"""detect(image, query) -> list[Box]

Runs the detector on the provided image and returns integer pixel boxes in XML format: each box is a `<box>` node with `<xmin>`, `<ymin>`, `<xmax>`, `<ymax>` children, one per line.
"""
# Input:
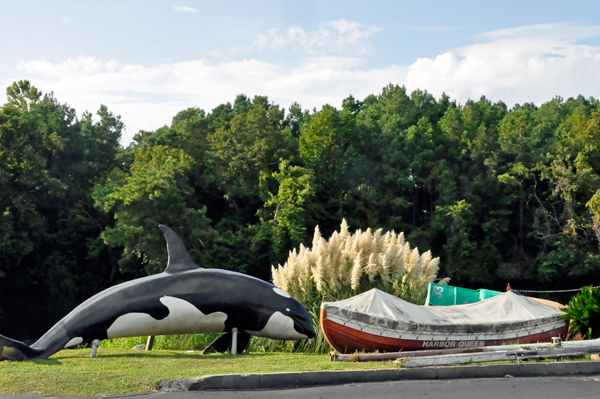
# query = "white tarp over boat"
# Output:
<box><xmin>322</xmin><ymin>289</ymin><xmax>567</xmax><ymax>340</ymax></box>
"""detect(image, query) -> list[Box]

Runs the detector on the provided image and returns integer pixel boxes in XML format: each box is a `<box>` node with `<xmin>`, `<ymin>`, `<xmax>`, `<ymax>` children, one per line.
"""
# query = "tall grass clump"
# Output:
<box><xmin>103</xmin><ymin>333</ymin><xmax>222</xmax><ymax>351</ymax></box>
<box><xmin>259</xmin><ymin>219</ymin><xmax>450</xmax><ymax>353</ymax></box>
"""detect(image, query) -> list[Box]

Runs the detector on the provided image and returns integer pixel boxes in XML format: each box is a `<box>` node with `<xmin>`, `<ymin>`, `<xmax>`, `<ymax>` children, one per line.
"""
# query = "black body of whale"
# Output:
<box><xmin>0</xmin><ymin>225</ymin><xmax>315</xmax><ymax>361</ymax></box>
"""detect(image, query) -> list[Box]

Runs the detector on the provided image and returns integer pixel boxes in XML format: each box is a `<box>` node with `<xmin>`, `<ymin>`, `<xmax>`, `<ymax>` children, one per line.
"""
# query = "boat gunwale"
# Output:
<box><xmin>323</xmin><ymin>306</ymin><xmax>566</xmax><ymax>334</ymax></box>
<box><xmin>320</xmin><ymin>308</ymin><xmax>570</xmax><ymax>354</ymax></box>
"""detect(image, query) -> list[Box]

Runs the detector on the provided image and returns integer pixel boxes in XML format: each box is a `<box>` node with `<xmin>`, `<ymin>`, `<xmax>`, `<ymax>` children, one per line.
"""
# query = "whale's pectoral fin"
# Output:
<box><xmin>159</xmin><ymin>225</ymin><xmax>203</xmax><ymax>273</ymax></box>
<box><xmin>0</xmin><ymin>334</ymin><xmax>41</xmax><ymax>362</ymax></box>
<box><xmin>202</xmin><ymin>331</ymin><xmax>251</xmax><ymax>354</ymax></box>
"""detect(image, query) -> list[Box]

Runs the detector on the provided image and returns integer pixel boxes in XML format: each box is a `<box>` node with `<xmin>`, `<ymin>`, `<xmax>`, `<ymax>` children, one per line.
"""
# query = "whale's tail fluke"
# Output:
<box><xmin>0</xmin><ymin>334</ymin><xmax>42</xmax><ymax>361</ymax></box>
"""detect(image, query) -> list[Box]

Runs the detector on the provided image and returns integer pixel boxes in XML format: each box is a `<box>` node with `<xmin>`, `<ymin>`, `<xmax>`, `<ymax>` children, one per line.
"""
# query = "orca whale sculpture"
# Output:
<box><xmin>0</xmin><ymin>225</ymin><xmax>315</xmax><ymax>361</ymax></box>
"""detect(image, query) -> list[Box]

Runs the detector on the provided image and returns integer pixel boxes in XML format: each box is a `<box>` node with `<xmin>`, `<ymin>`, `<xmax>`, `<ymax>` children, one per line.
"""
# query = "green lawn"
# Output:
<box><xmin>0</xmin><ymin>349</ymin><xmax>396</xmax><ymax>397</ymax></box>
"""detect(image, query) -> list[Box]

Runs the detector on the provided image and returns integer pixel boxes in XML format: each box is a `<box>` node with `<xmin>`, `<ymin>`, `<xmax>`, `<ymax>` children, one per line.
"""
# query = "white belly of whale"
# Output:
<box><xmin>106</xmin><ymin>296</ymin><xmax>227</xmax><ymax>338</ymax></box>
<box><xmin>247</xmin><ymin>311</ymin><xmax>308</xmax><ymax>340</ymax></box>
<box><xmin>64</xmin><ymin>337</ymin><xmax>83</xmax><ymax>348</ymax></box>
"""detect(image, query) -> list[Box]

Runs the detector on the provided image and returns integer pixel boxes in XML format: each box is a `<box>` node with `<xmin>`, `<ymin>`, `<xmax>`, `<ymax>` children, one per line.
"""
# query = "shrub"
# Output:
<box><xmin>562</xmin><ymin>286</ymin><xmax>600</xmax><ymax>339</ymax></box>
<box><xmin>272</xmin><ymin>219</ymin><xmax>449</xmax><ymax>303</ymax></box>
<box><xmin>268</xmin><ymin>219</ymin><xmax>449</xmax><ymax>353</ymax></box>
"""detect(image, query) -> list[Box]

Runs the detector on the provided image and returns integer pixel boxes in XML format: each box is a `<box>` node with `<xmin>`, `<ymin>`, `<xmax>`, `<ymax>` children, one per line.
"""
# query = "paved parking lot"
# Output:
<box><xmin>3</xmin><ymin>375</ymin><xmax>600</xmax><ymax>399</ymax></box>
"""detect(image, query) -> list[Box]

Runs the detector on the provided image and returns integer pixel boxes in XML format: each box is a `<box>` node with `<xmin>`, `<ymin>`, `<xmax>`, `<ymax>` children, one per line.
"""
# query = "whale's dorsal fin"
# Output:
<box><xmin>159</xmin><ymin>224</ymin><xmax>203</xmax><ymax>273</ymax></box>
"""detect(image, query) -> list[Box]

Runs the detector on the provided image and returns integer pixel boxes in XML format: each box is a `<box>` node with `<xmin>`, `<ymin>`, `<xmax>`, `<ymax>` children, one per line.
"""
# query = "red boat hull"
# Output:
<box><xmin>320</xmin><ymin>308</ymin><xmax>569</xmax><ymax>354</ymax></box>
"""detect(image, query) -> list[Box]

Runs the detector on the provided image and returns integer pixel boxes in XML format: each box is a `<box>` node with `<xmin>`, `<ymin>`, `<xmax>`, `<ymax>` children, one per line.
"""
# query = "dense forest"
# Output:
<box><xmin>2</xmin><ymin>79</ymin><xmax>600</xmax><ymax>302</ymax></box>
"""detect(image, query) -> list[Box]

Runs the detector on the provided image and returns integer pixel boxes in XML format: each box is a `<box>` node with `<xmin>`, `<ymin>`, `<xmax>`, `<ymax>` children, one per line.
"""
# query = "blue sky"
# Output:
<box><xmin>2</xmin><ymin>0</ymin><xmax>600</xmax><ymax>143</ymax></box>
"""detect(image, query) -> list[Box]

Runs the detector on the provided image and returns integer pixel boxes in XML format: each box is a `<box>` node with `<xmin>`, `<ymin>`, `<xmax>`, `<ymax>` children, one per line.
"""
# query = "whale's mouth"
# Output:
<box><xmin>247</xmin><ymin>311</ymin><xmax>313</xmax><ymax>340</ymax></box>
<box><xmin>292</xmin><ymin>314</ymin><xmax>316</xmax><ymax>339</ymax></box>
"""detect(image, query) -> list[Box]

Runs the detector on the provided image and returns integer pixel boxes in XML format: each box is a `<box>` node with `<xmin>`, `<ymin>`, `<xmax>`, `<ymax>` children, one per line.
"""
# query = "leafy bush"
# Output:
<box><xmin>562</xmin><ymin>286</ymin><xmax>600</xmax><ymax>339</ymax></box>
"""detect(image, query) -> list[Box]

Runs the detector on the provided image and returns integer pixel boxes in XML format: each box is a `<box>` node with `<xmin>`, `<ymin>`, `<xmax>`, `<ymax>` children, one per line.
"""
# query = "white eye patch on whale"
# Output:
<box><xmin>0</xmin><ymin>224</ymin><xmax>315</xmax><ymax>361</ymax></box>
<box><xmin>273</xmin><ymin>287</ymin><xmax>291</xmax><ymax>298</ymax></box>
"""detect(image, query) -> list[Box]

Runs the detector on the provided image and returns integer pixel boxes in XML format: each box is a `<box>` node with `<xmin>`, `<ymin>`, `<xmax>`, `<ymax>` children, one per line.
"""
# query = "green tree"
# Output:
<box><xmin>94</xmin><ymin>146</ymin><xmax>212</xmax><ymax>275</ymax></box>
<box><xmin>258</xmin><ymin>160</ymin><xmax>315</xmax><ymax>260</ymax></box>
<box><xmin>0</xmin><ymin>81</ymin><xmax>122</xmax><ymax>295</ymax></box>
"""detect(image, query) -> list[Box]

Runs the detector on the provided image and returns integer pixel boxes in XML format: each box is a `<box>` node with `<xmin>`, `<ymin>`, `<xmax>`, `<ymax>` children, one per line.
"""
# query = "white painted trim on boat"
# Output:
<box><xmin>325</xmin><ymin>312</ymin><xmax>567</xmax><ymax>342</ymax></box>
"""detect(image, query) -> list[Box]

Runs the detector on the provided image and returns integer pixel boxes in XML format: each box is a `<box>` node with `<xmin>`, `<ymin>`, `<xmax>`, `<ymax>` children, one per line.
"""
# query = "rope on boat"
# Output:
<box><xmin>512</xmin><ymin>286</ymin><xmax>600</xmax><ymax>294</ymax></box>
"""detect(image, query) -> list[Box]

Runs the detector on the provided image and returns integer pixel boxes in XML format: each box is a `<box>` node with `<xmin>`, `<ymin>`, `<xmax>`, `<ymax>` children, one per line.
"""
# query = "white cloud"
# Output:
<box><xmin>251</xmin><ymin>20</ymin><xmax>383</xmax><ymax>55</ymax></box>
<box><xmin>174</xmin><ymin>6</ymin><xmax>198</xmax><ymax>13</ymax></box>
<box><xmin>19</xmin><ymin>58</ymin><xmax>119</xmax><ymax>78</ymax></box>
<box><xmin>8</xmin><ymin>22</ymin><xmax>600</xmax><ymax>146</ymax></box>
<box><xmin>62</xmin><ymin>17</ymin><xmax>72</xmax><ymax>24</ymax></box>
<box><xmin>477</xmin><ymin>22</ymin><xmax>600</xmax><ymax>41</ymax></box>
<box><xmin>405</xmin><ymin>22</ymin><xmax>600</xmax><ymax>105</ymax></box>
<box><xmin>406</xmin><ymin>26</ymin><xmax>455</xmax><ymax>32</ymax></box>
<box><xmin>15</xmin><ymin>56</ymin><xmax>405</xmax><ymax>144</ymax></box>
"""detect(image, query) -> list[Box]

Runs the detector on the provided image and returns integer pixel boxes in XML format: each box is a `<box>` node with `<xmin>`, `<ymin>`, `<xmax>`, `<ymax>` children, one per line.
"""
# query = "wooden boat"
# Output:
<box><xmin>320</xmin><ymin>288</ymin><xmax>569</xmax><ymax>354</ymax></box>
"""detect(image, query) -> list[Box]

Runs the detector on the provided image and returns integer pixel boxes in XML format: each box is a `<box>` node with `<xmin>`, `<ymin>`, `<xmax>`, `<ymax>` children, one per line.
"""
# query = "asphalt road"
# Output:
<box><xmin>3</xmin><ymin>376</ymin><xmax>600</xmax><ymax>399</ymax></box>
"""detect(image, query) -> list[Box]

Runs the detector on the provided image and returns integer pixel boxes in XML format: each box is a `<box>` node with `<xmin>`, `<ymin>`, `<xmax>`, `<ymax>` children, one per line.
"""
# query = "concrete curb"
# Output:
<box><xmin>157</xmin><ymin>360</ymin><xmax>600</xmax><ymax>391</ymax></box>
